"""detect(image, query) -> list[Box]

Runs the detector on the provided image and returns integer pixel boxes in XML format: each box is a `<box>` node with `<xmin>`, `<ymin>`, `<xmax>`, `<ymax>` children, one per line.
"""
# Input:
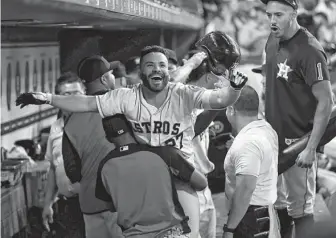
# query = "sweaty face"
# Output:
<box><xmin>207</xmin><ymin>72</ymin><xmax>229</xmax><ymax>90</ymax></box>
<box><xmin>168</xmin><ymin>61</ymin><xmax>177</xmax><ymax>72</ymax></box>
<box><xmin>140</xmin><ymin>52</ymin><xmax>170</xmax><ymax>92</ymax></box>
<box><xmin>266</xmin><ymin>2</ymin><xmax>295</xmax><ymax>39</ymax></box>
<box><xmin>59</xmin><ymin>82</ymin><xmax>85</xmax><ymax>116</ymax></box>
<box><xmin>102</xmin><ymin>70</ymin><xmax>116</xmax><ymax>90</ymax></box>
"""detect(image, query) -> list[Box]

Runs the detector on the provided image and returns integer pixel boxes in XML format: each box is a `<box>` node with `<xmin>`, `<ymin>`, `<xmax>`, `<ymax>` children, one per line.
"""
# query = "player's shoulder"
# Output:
<box><xmin>169</xmin><ymin>82</ymin><xmax>203</xmax><ymax>93</ymax></box>
<box><xmin>296</xmin><ymin>28</ymin><xmax>325</xmax><ymax>56</ymax></box>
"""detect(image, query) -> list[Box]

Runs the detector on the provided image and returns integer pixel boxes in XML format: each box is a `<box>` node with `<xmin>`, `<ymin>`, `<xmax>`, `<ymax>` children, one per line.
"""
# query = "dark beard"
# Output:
<box><xmin>140</xmin><ymin>72</ymin><xmax>168</xmax><ymax>92</ymax></box>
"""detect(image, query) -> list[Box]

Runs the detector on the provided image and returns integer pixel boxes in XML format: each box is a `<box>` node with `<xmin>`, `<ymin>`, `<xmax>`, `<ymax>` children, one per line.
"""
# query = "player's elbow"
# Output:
<box><xmin>211</xmin><ymin>88</ymin><xmax>240</xmax><ymax>109</ymax></box>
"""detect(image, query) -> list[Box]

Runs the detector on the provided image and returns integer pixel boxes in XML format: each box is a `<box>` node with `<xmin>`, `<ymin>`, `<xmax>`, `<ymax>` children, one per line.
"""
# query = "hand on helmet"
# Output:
<box><xmin>16</xmin><ymin>92</ymin><xmax>50</xmax><ymax>108</ymax></box>
<box><xmin>186</xmin><ymin>52</ymin><xmax>207</xmax><ymax>69</ymax></box>
<box><xmin>229</xmin><ymin>70</ymin><xmax>248</xmax><ymax>90</ymax></box>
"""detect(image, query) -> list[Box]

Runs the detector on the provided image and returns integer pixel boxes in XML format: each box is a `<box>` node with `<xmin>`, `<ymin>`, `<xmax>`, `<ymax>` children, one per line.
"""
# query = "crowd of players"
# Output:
<box><xmin>14</xmin><ymin>0</ymin><xmax>336</xmax><ymax>238</ymax></box>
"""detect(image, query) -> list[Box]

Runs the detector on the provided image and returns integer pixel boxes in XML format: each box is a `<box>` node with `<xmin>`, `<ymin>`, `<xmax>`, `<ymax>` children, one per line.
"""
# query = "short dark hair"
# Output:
<box><xmin>233</xmin><ymin>85</ymin><xmax>259</xmax><ymax>116</ymax></box>
<box><xmin>140</xmin><ymin>45</ymin><xmax>168</xmax><ymax>64</ymax></box>
<box><xmin>55</xmin><ymin>72</ymin><xmax>84</xmax><ymax>95</ymax></box>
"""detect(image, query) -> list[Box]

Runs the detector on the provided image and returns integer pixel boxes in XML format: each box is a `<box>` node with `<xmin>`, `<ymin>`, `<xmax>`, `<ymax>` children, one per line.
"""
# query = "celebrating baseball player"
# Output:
<box><xmin>262</xmin><ymin>0</ymin><xmax>334</xmax><ymax>237</ymax></box>
<box><xmin>16</xmin><ymin>31</ymin><xmax>248</xmax><ymax>237</ymax></box>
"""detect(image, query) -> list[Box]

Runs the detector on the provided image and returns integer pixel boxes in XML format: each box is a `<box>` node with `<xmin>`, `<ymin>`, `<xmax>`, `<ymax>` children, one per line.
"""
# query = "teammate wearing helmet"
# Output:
<box><xmin>16</xmin><ymin>31</ymin><xmax>248</xmax><ymax>237</ymax></box>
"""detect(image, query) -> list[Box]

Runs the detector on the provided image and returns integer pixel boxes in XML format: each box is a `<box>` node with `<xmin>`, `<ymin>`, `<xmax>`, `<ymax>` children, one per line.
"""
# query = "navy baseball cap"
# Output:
<box><xmin>102</xmin><ymin>114</ymin><xmax>132</xmax><ymax>138</ymax></box>
<box><xmin>261</xmin><ymin>0</ymin><xmax>298</xmax><ymax>10</ymax></box>
<box><xmin>77</xmin><ymin>55</ymin><xmax>120</xmax><ymax>83</ymax></box>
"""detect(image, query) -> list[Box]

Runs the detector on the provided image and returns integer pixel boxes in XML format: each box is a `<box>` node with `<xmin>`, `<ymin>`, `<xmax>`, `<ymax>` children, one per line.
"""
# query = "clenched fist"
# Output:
<box><xmin>229</xmin><ymin>70</ymin><xmax>248</xmax><ymax>90</ymax></box>
<box><xmin>16</xmin><ymin>92</ymin><xmax>51</xmax><ymax>108</ymax></box>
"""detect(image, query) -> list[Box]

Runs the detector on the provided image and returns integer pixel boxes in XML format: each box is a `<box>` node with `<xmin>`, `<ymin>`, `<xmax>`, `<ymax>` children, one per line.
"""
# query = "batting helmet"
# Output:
<box><xmin>195</xmin><ymin>31</ymin><xmax>241</xmax><ymax>75</ymax></box>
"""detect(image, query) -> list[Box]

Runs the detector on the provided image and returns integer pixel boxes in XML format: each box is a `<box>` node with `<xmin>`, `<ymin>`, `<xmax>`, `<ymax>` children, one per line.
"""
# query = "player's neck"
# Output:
<box><xmin>281</xmin><ymin>22</ymin><xmax>300</xmax><ymax>42</ymax></box>
<box><xmin>113</xmin><ymin>135</ymin><xmax>137</xmax><ymax>146</ymax></box>
<box><xmin>86</xmin><ymin>84</ymin><xmax>108</xmax><ymax>95</ymax></box>
<box><xmin>142</xmin><ymin>86</ymin><xmax>169</xmax><ymax>108</ymax></box>
<box><xmin>235</xmin><ymin>116</ymin><xmax>259</xmax><ymax>134</ymax></box>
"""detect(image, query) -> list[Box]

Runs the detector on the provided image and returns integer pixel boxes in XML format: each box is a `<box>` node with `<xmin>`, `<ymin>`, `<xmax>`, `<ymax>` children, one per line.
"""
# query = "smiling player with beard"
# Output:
<box><xmin>16</xmin><ymin>33</ymin><xmax>248</xmax><ymax>237</ymax></box>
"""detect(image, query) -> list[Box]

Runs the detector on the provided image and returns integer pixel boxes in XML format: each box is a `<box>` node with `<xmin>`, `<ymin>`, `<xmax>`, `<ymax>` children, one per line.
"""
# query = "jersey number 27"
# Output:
<box><xmin>165</xmin><ymin>132</ymin><xmax>184</xmax><ymax>149</ymax></box>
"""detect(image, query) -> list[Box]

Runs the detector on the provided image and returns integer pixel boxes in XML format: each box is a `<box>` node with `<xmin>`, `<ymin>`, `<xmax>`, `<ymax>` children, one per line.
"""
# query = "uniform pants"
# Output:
<box><xmin>197</xmin><ymin>186</ymin><xmax>216</xmax><ymax>238</ymax></box>
<box><xmin>174</xmin><ymin>179</ymin><xmax>200</xmax><ymax>238</ymax></box>
<box><xmin>280</xmin><ymin>161</ymin><xmax>317</xmax><ymax>218</ymax></box>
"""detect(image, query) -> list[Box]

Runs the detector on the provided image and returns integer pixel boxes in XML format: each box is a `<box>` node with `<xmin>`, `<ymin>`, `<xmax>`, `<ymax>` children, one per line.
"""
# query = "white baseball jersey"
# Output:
<box><xmin>191</xmin><ymin>109</ymin><xmax>215</xmax><ymax>175</ymax></box>
<box><xmin>96</xmin><ymin>82</ymin><xmax>212</xmax><ymax>161</ymax></box>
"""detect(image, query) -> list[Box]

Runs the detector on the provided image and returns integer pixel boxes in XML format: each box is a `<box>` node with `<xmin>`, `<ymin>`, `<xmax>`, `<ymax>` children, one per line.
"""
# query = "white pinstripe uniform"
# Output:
<box><xmin>96</xmin><ymin>82</ymin><xmax>213</xmax><ymax>163</ymax></box>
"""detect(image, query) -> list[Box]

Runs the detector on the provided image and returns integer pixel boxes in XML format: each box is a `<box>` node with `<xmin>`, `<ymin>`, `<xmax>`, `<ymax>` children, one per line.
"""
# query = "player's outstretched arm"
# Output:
<box><xmin>16</xmin><ymin>92</ymin><xmax>98</xmax><ymax>112</ymax></box>
<box><xmin>207</xmin><ymin>71</ymin><xmax>248</xmax><ymax>109</ymax></box>
<box><xmin>170</xmin><ymin>52</ymin><xmax>207</xmax><ymax>83</ymax></box>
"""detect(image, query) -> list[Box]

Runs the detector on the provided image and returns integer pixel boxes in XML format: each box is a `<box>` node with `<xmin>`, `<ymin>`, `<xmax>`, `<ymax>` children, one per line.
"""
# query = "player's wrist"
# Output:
<box><xmin>229</xmin><ymin>83</ymin><xmax>244</xmax><ymax>91</ymax></box>
<box><xmin>223</xmin><ymin>224</ymin><xmax>236</xmax><ymax>233</ymax></box>
<box><xmin>45</xmin><ymin>93</ymin><xmax>52</xmax><ymax>104</ymax></box>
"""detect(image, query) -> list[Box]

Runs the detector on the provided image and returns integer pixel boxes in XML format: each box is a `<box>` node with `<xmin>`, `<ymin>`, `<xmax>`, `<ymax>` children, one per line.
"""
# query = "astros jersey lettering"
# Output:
<box><xmin>96</xmin><ymin>82</ymin><xmax>212</xmax><ymax>161</ymax></box>
<box><xmin>264</xmin><ymin>28</ymin><xmax>330</xmax><ymax>150</ymax></box>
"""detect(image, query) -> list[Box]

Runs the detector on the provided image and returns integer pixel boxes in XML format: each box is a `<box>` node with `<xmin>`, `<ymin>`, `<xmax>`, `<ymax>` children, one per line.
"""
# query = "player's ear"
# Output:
<box><xmin>291</xmin><ymin>10</ymin><xmax>297</xmax><ymax>21</ymax></box>
<box><xmin>100</xmin><ymin>75</ymin><xmax>108</xmax><ymax>86</ymax></box>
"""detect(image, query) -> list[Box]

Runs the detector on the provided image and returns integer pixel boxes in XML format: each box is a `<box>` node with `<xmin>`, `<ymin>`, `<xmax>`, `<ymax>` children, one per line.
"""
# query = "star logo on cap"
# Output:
<box><xmin>118</xmin><ymin>129</ymin><xmax>124</xmax><ymax>134</ymax></box>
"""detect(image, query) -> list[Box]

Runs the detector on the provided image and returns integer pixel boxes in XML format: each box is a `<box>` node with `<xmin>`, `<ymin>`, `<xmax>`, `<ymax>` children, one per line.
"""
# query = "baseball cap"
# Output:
<box><xmin>165</xmin><ymin>49</ymin><xmax>178</xmax><ymax>65</ymax></box>
<box><xmin>77</xmin><ymin>55</ymin><xmax>120</xmax><ymax>83</ymax></box>
<box><xmin>251</xmin><ymin>64</ymin><xmax>266</xmax><ymax>74</ymax></box>
<box><xmin>260</xmin><ymin>0</ymin><xmax>298</xmax><ymax>10</ymax></box>
<box><xmin>102</xmin><ymin>114</ymin><xmax>132</xmax><ymax>138</ymax></box>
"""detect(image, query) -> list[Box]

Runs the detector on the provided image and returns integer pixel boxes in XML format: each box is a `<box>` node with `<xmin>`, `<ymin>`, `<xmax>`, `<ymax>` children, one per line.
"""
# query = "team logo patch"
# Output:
<box><xmin>120</xmin><ymin>145</ymin><xmax>129</xmax><ymax>151</ymax></box>
<box><xmin>277</xmin><ymin>59</ymin><xmax>292</xmax><ymax>81</ymax></box>
<box><xmin>211</xmin><ymin>121</ymin><xmax>224</xmax><ymax>134</ymax></box>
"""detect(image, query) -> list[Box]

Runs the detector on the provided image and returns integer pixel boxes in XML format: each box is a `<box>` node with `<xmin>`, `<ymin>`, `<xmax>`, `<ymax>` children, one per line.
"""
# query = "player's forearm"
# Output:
<box><xmin>194</xmin><ymin>110</ymin><xmax>220</xmax><ymax>137</ymax></box>
<box><xmin>170</xmin><ymin>62</ymin><xmax>195</xmax><ymax>83</ymax></box>
<box><xmin>189</xmin><ymin>170</ymin><xmax>208</xmax><ymax>191</ymax></box>
<box><xmin>306</xmin><ymin>99</ymin><xmax>332</xmax><ymax>151</ymax></box>
<box><xmin>44</xmin><ymin>168</ymin><xmax>58</xmax><ymax>208</ymax></box>
<box><xmin>208</xmin><ymin>87</ymin><xmax>241</xmax><ymax>110</ymax></box>
<box><xmin>50</xmin><ymin>94</ymin><xmax>98</xmax><ymax>112</ymax></box>
<box><xmin>226</xmin><ymin>176</ymin><xmax>255</xmax><ymax>229</ymax></box>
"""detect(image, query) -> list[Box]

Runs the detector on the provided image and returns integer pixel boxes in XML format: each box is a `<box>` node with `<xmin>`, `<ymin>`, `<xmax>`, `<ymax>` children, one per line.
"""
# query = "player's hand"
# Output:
<box><xmin>42</xmin><ymin>205</ymin><xmax>54</xmax><ymax>232</ymax></box>
<box><xmin>16</xmin><ymin>92</ymin><xmax>50</xmax><ymax>108</ymax></box>
<box><xmin>186</xmin><ymin>52</ymin><xmax>207</xmax><ymax>69</ymax></box>
<box><xmin>229</xmin><ymin>70</ymin><xmax>248</xmax><ymax>90</ymax></box>
<box><xmin>295</xmin><ymin>148</ymin><xmax>316</xmax><ymax>168</ymax></box>
<box><xmin>225</xmin><ymin>136</ymin><xmax>235</xmax><ymax>149</ymax></box>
